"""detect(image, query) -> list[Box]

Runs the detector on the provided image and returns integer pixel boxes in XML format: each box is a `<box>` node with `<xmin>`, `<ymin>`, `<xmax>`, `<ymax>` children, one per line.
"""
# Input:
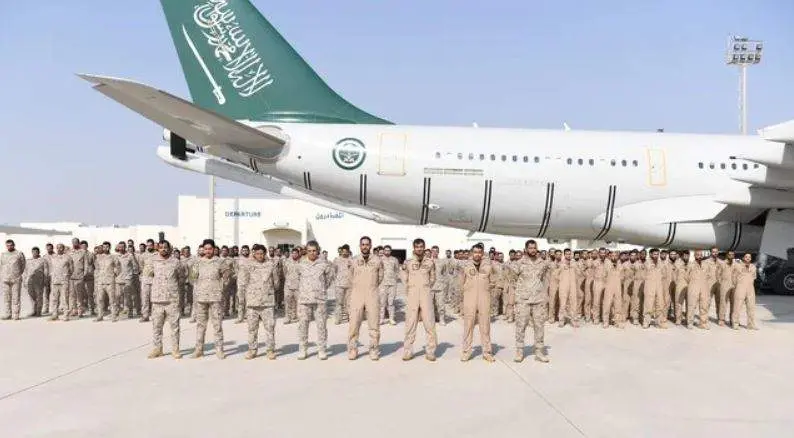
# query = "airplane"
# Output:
<box><xmin>80</xmin><ymin>0</ymin><xmax>794</xmax><ymax>266</ymax></box>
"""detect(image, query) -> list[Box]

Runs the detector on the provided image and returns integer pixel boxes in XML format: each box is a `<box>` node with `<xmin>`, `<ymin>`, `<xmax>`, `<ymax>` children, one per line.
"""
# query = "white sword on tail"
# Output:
<box><xmin>181</xmin><ymin>25</ymin><xmax>226</xmax><ymax>105</ymax></box>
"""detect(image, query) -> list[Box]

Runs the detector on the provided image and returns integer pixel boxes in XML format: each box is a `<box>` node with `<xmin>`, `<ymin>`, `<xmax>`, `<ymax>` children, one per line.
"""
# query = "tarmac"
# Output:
<box><xmin>1</xmin><ymin>294</ymin><xmax>793</xmax><ymax>438</ymax></box>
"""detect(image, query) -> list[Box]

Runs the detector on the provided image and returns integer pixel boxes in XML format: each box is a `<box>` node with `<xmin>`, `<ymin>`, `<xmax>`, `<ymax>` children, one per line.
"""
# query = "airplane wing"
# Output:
<box><xmin>78</xmin><ymin>74</ymin><xmax>285</xmax><ymax>161</ymax></box>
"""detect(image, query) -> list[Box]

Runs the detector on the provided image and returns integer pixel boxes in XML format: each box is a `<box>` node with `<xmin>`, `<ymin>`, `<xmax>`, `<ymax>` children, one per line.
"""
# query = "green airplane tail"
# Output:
<box><xmin>159</xmin><ymin>0</ymin><xmax>391</xmax><ymax>124</ymax></box>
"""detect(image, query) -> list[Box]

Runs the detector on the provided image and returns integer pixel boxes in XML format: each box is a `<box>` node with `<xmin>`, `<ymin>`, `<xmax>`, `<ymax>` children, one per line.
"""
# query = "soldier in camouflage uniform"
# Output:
<box><xmin>239</xmin><ymin>244</ymin><xmax>278</xmax><ymax>360</ymax></box>
<box><xmin>42</xmin><ymin>243</ymin><xmax>54</xmax><ymax>314</ymax></box>
<box><xmin>116</xmin><ymin>242</ymin><xmax>139</xmax><ymax>319</ymax></box>
<box><xmin>23</xmin><ymin>247</ymin><xmax>48</xmax><ymax>317</ymax></box>
<box><xmin>347</xmin><ymin>236</ymin><xmax>384</xmax><ymax>361</ymax></box>
<box><xmin>296</xmin><ymin>241</ymin><xmax>335</xmax><ymax>360</ymax></box>
<box><xmin>94</xmin><ymin>244</ymin><xmax>120</xmax><ymax>322</ymax></box>
<box><xmin>509</xmin><ymin>239</ymin><xmax>550</xmax><ymax>363</ymax></box>
<box><xmin>148</xmin><ymin>241</ymin><xmax>186</xmax><ymax>359</ymax></box>
<box><xmin>401</xmin><ymin>238</ymin><xmax>438</xmax><ymax>362</ymax></box>
<box><xmin>234</xmin><ymin>245</ymin><xmax>251</xmax><ymax>323</ymax></box>
<box><xmin>430</xmin><ymin>246</ymin><xmax>448</xmax><ymax>326</ymax></box>
<box><xmin>379</xmin><ymin>245</ymin><xmax>400</xmax><ymax>325</ymax></box>
<box><xmin>1</xmin><ymin>239</ymin><xmax>26</xmax><ymax>320</ymax></box>
<box><xmin>81</xmin><ymin>241</ymin><xmax>96</xmax><ymax>315</ymax></box>
<box><xmin>48</xmin><ymin>244</ymin><xmax>73</xmax><ymax>321</ymax></box>
<box><xmin>332</xmin><ymin>244</ymin><xmax>353</xmax><ymax>325</ymax></box>
<box><xmin>138</xmin><ymin>239</ymin><xmax>157</xmax><ymax>323</ymax></box>
<box><xmin>192</xmin><ymin>239</ymin><xmax>231</xmax><ymax>359</ymax></box>
<box><xmin>180</xmin><ymin>246</ymin><xmax>195</xmax><ymax>317</ymax></box>
<box><xmin>282</xmin><ymin>248</ymin><xmax>302</xmax><ymax>324</ymax></box>
<box><xmin>220</xmin><ymin>246</ymin><xmax>236</xmax><ymax>319</ymax></box>
<box><xmin>68</xmin><ymin>238</ymin><xmax>89</xmax><ymax>318</ymax></box>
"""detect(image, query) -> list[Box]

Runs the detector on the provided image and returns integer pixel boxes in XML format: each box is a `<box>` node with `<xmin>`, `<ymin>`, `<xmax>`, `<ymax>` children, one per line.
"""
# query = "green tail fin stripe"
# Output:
<box><xmin>160</xmin><ymin>0</ymin><xmax>391</xmax><ymax>124</ymax></box>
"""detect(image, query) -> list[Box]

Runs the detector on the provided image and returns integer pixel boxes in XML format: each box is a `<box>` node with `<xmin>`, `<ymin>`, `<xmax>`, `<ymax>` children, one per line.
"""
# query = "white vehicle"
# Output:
<box><xmin>80</xmin><ymin>0</ymin><xmax>794</xmax><ymax>260</ymax></box>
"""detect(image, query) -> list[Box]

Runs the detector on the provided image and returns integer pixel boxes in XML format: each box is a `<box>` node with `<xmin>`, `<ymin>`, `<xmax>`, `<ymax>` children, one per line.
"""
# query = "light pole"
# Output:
<box><xmin>725</xmin><ymin>36</ymin><xmax>763</xmax><ymax>135</ymax></box>
<box><xmin>209</xmin><ymin>175</ymin><xmax>216</xmax><ymax>240</ymax></box>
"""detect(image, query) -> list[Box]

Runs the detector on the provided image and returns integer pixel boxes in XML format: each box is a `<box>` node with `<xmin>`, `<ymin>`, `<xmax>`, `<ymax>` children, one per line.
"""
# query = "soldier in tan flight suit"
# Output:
<box><xmin>332</xmin><ymin>245</ymin><xmax>353</xmax><ymax>325</ymax></box>
<box><xmin>582</xmin><ymin>250</ymin><xmax>597</xmax><ymax>322</ymax></box>
<box><xmin>192</xmin><ymin>239</ymin><xmax>231</xmax><ymax>359</ymax></box>
<box><xmin>717</xmin><ymin>250</ymin><xmax>736</xmax><ymax>326</ymax></box>
<box><xmin>282</xmin><ymin>248</ymin><xmax>302</xmax><ymax>324</ymax></box>
<box><xmin>430</xmin><ymin>246</ymin><xmax>449</xmax><ymax>325</ymax></box>
<box><xmin>643</xmin><ymin>248</ymin><xmax>668</xmax><ymax>329</ymax></box>
<box><xmin>24</xmin><ymin>247</ymin><xmax>49</xmax><ymax>317</ymax></box>
<box><xmin>68</xmin><ymin>238</ymin><xmax>89</xmax><ymax>318</ymax></box>
<box><xmin>49</xmin><ymin>244</ymin><xmax>73</xmax><ymax>321</ymax></box>
<box><xmin>659</xmin><ymin>250</ymin><xmax>672</xmax><ymax>321</ymax></box>
<box><xmin>379</xmin><ymin>245</ymin><xmax>400</xmax><ymax>325</ymax></box>
<box><xmin>296</xmin><ymin>241</ymin><xmax>335</xmax><ymax>360</ymax></box>
<box><xmin>147</xmin><ymin>241</ymin><xmax>186</xmax><ymax>359</ymax></box>
<box><xmin>547</xmin><ymin>250</ymin><xmax>561</xmax><ymax>323</ymax></box>
<box><xmin>401</xmin><ymin>238</ymin><xmax>438</xmax><ymax>362</ymax></box>
<box><xmin>731</xmin><ymin>253</ymin><xmax>758</xmax><ymax>330</ymax></box>
<box><xmin>557</xmin><ymin>249</ymin><xmax>580</xmax><ymax>328</ymax></box>
<box><xmin>510</xmin><ymin>239</ymin><xmax>550</xmax><ymax>363</ymax></box>
<box><xmin>93</xmin><ymin>245</ymin><xmax>119</xmax><ymax>322</ymax></box>
<box><xmin>347</xmin><ymin>236</ymin><xmax>384</xmax><ymax>361</ymax></box>
<box><xmin>687</xmin><ymin>251</ymin><xmax>711</xmax><ymax>329</ymax></box>
<box><xmin>669</xmin><ymin>250</ymin><xmax>688</xmax><ymax>325</ymax></box>
<box><xmin>1</xmin><ymin>240</ymin><xmax>26</xmax><ymax>320</ymax></box>
<box><xmin>592</xmin><ymin>248</ymin><xmax>608</xmax><ymax>325</ymax></box>
<box><xmin>459</xmin><ymin>244</ymin><xmax>496</xmax><ymax>362</ymax></box>
<box><xmin>630</xmin><ymin>250</ymin><xmax>644</xmax><ymax>325</ymax></box>
<box><xmin>620</xmin><ymin>252</ymin><xmax>633</xmax><ymax>322</ymax></box>
<box><xmin>602</xmin><ymin>251</ymin><xmax>625</xmax><ymax>328</ymax></box>
<box><xmin>703</xmin><ymin>247</ymin><xmax>720</xmax><ymax>323</ymax></box>
<box><xmin>239</xmin><ymin>244</ymin><xmax>278</xmax><ymax>360</ymax></box>
<box><xmin>447</xmin><ymin>252</ymin><xmax>462</xmax><ymax>316</ymax></box>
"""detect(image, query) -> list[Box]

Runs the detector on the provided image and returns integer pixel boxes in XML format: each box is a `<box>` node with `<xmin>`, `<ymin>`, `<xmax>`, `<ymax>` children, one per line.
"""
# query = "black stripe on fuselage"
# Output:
<box><xmin>537</xmin><ymin>183</ymin><xmax>555</xmax><ymax>238</ymax></box>
<box><xmin>594</xmin><ymin>185</ymin><xmax>617</xmax><ymax>241</ymax></box>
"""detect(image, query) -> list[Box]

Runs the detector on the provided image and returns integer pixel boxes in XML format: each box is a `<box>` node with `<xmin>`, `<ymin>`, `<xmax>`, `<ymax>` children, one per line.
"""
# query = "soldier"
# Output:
<box><xmin>148</xmin><ymin>241</ymin><xmax>185</xmax><ymax>359</ymax></box>
<box><xmin>547</xmin><ymin>250</ymin><xmax>561</xmax><ymax>323</ymax></box>
<box><xmin>48</xmin><ymin>244</ymin><xmax>73</xmax><ymax>321</ymax></box>
<box><xmin>23</xmin><ymin>247</ymin><xmax>48</xmax><ymax>317</ymax></box>
<box><xmin>1</xmin><ymin>240</ymin><xmax>26</xmax><ymax>320</ymax></box>
<box><xmin>42</xmin><ymin>243</ymin><xmax>54</xmax><ymax>314</ymax></box>
<box><xmin>332</xmin><ymin>244</ymin><xmax>353</xmax><ymax>325</ymax></box>
<box><xmin>127</xmin><ymin>241</ymin><xmax>141</xmax><ymax>318</ymax></box>
<box><xmin>296</xmin><ymin>241</ymin><xmax>335</xmax><ymax>360</ymax></box>
<box><xmin>282</xmin><ymin>248</ymin><xmax>302</xmax><ymax>324</ymax></box>
<box><xmin>686</xmin><ymin>251</ymin><xmax>711</xmax><ymax>329</ymax></box>
<box><xmin>138</xmin><ymin>239</ymin><xmax>157</xmax><ymax>323</ymax></box>
<box><xmin>643</xmin><ymin>248</ymin><xmax>667</xmax><ymax>329</ymax></box>
<box><xmin>238</xmin><ymin>244</ymin><xmax>278</xmax><ymax>360</ymax></box>
<box><xmin>430</xmin><ymin>246</ymin><xmax>448</xmax><ymax>325</ymax></box>
<box><xmin>116</xmin><ymin>242</ymin><xmax>139</xmax><ymax>318</ymax></box>
<box><xmin>187</xmin><ymin>245</ymin><xmax>204</xmax><ymax>322</ymax></box>
<box><xmin>234</xmin><ymin>248</ymin><xmax>251</xmax><ymax>324</ymax></box>
<box><xmin>347</xmin><ymin>236</ymin><xmax>384</xmax><ymax>361</ymax></box>
<box><xmin>379</xmin><ymin>245</ymin><xmax>400</xmax><ymax>325</ymax></box>
<box><xmin>459</xmin><ymin>243</ymin><xmax>496</xmax><ymax>362</ymax></box>
<box><xmin>67</xmin><ymin>238</ymin><xmax>89</xmax><ymax>318</ymax></box>
<box><xmin>629</xmin><ymin>250</ymin><xmax>644</xmax><ymax>325</ymax></box>
<box><xmin>704</xmin><ymin>246</ymin><xmax>721</xmax><ymax>322</ymax></box>
<box><xmin>192</xmin><ymin>239</ymin><xmax>230</xmax><ymax>359</ymax></box>
<box><xmin>591</xmin><ymin>248</ymin><xmax>608</xmax><ymax>324</ymax></box>
<box><xmin>94</xmin><ymin>244</ymin><xmax>120</xmax><ymax>322</ymax></box>
<box><xmin>620</xmin><ymin>252</ymin><xmax>633</xmax><ymax>323</ymax></box>
<box><xmin>219</xmin><ymin>246</ymin><xmax>236</xmax><ymax>319</ymax></box>
<box><xmin>557</xmin><ymin>249</ymin><xmax>579</xmax><ymax>328</ymax></box>
<box><xmin>582</xmin><ymin>250</ymin><xmax>597</xmax><ymax>322</ymax></box>
<box><xmin>660</xmin><ymin>250</ymin><xmax>672</xmax><ymax>320</ymax></box>
<box><xmin>717</xmin><ymin>250</ymin><xmax>736</xmax><ymax>326</ymax></box>
<box><xmin>509</xmin><ymin>240</ymin><xmax>550</xmax><ymax>363</ymax></box>
<box><xmin>503</xmin><ymin>250</ymin><xmax>518</xmax><ymax>323</ymax></box>
<box><xmin>602</xmin><ymin>251</ymin><xmax>625</xmax><ymax>328</ymax></box>
<box><xmin>80</xmin><ymin>241</ymin><xmax>96</xmax><ymax>315</ymax></box>
<box><xmin>401</xmin><ymin>238</ymin><xmax>438</xmax><ymax>362</ymax></box>
<box><xmin>672</xmin><ymin>250</ymin><xmax>690</xmax><ymax>325</ymax></box>
<box><xmin>180</xmin><ymin>246</ymin><xmax>194</xmax><ymax>317</ymax></box>
<box><xmin>447</xmin><ymin>251</ymin><xmax>462</xmax><ymax>316</ymax></box>
<box><xmin>731</xmin><ymin>253</ymin><xmax>758</xmax><ymax>330</ymax></box>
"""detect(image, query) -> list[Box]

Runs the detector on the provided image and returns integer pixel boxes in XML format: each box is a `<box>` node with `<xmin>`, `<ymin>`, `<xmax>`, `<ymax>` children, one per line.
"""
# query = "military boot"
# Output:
<box><xmin>147</xmin><ymin>348</ymin><xmax>163</xmax><ymax>359</ymax></box>
<box><xmin>369</xmin><ymin>348</ymin><xmax>379</xmax><ymax>361</ymax></box>
<box><xmin>266</xmin><ymin>350</ymin><xmax>277</xmax><ymax>360</ymax></box>
<box><xmin>482</xmin><ymin>353</ymin><xmax>496</xmax><ymax>363</ymax></box>
<box><xmin>244</xmin><ymin>349</ymin><xmax>257</xmax><ymax>360</ymax></box>
<box><xmin>460</xmin><ymin>352</ymin><xmax>471</xmax><ymax>362</ymax></box>
<box><xmin>534</xmin><ymin>345</ymin><xmax>549</xmax><ymax>363</ymax></box>
<box><xmin>318</xmin><ymin>348</ymin><xmax>328</xmax><ymax>361</ymax></box>
<box><xmin>425</xmin><ymin>352</ymin><xmax>436</xmax><ymax>362</ymax></box>
<box><xmin>216</xmin><ymin>349</ymin><xmax>226</xmax><ymax>360</ymax></box>
<box><xmin>389</xmin><ymin>319</ymin><xmax>396</xmax><ymax>326</ymax></box>
<box><xmin>192</xmin><ymin>343</ymin><xmax>204</xmax><ymax>358</ymax></box>
<box><xmin>513</xmin><ymin>349</ymin><xmax>524</xmax><ymax>363</ymax></box>
<box><xmin>172</xmin><ymin>350</ymin><xmax>182</xmax><ymax>359</ymax></box>
<box><xmin>348</xmin><ymin>348</ymin><xmax>358</xmax><ymax>360</ymax></box>
<box><xmin>297</xmin><ymin>347</ymin><xmax>308</xmax><ymax>360</ymax></box>
<box><xmin>402</xmin><ymin>349</ymin><xmax>412</xmax><ymax>361</ymax></box>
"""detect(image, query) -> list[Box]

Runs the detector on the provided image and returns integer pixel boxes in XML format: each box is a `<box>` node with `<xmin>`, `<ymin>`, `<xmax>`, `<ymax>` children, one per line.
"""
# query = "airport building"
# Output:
<box><xmin>3</xmin><ymin>196</ymin><xmax>638</xmax><ymax>260</ymax></box>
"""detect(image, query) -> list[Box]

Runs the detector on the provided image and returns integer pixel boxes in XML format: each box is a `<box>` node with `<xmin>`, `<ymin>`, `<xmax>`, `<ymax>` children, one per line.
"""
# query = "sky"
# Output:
<box><xmin>1</xmin><ymin>0</ymin><xmax>793</xmax><ymax>227</ymax></box>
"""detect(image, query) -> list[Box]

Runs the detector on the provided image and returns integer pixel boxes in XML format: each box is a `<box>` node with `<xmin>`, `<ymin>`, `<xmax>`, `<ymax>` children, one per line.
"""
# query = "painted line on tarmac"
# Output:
<box><xmin>0</xmin><ymin>342</ymin><xmax>149</xmax><ymax>402</ymax></box>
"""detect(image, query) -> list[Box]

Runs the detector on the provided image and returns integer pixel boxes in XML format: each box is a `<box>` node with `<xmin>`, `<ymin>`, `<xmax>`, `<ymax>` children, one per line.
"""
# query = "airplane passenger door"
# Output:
<box><xmin>377</xmin><ymin>132</ymin><xmax>407</xmax><ymax>176</ymax></box>
<box><xmin>646</xmin><ymin>148</ymin><xmax>667</xmax><ymax>186</ymax></box>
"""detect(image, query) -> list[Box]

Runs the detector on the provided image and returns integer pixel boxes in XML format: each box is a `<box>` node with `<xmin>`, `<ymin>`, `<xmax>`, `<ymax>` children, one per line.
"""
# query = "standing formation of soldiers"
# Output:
<box><xmin>0</xmin><ymin>236</ymin><xmax>760</xmax><ymax>363</ymax></box>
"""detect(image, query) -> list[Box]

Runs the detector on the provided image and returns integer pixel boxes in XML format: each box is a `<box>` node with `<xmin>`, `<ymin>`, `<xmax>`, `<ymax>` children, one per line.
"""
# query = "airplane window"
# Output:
<box><xmin>468</xmin><ymin>153</ymin><xmax>474</xmax><ymax>160</ymax></box>
<box><xmin>534</xmin><ymin>156</ymin><xmax>540</xmax><ymax>163</ymax></box>
<box><xmin>632</xmin><ymin>160</ymin><xmax>638</xmax><ymax>167</ymax></box>
<box><xmin>621</xmin><ymin>160</ymin><xmax>627</xmax><ymax>167</ymax></box>
<box><xmin>512</xmin><ymin>155</ymin><xmax>518</xmax><ymax>162</ymax></box>
<box><xmin>731</xmin><ymin>163</ymin><xmax>737</xmax><ymax>170</ymax></box>
<box><xmin>490</xmin><ymin>154</ymin><xmax>496</xmax><ymax>161</ymax></box>
<box><xmin>523</xmin><ymin>156</ymin><xmax>528</xmax><ymax>163</ymax></box>
<box><xmin>457</xmin><ymin>153</ymin><xmax>463</xmax><ymax>160</ymax></box>
<box><xmin>720</xmin><ymin>163</ymin><xmax>726</xmax><ymax>170</ymax></box>
<box><xmin>588</xmin><ymin>159</ymin><xmax>594</xmax><ymax>166</ymax></box>
<box><xmin>753</xmin><ymin>164</ymin><xmax>759</xmax><ymax>169</ymax></box>
<box><xmin>566</xmin><ymin>158</ymin><xmax>573</xmax><ymax>165</ymax></box>
<box><xmin>709</xmin><ymin>163</ymin><xmax>715</xmax><ymax>169</ymax></box>
<box><xmin>743</xmin><ymin>163</ymin><xmax>748</xmax><ymax>170</ymax></box>
<box><xmin>611</xmin><ymin>159</ymin><xmax>616</xmax><ymax>166</ymax></box>
<box><xmin>577</xmin><ymin>158</ymin><xmax>583</xmax><ymax>165</ymax></box>
<box><xmin>501</xmin><ymin>155</ymin><xmax>507</xmax><ymax>162</ymax></box>
<box><xmin>698</xmin><ymin>162</ymin><xmax>703</xmax><ymax>169</ymax></box>
<box><xmin>435</xmin><ymin>152</ymin><xmax>441</xmax><ymax>159</ymax></box>
<box><xmin>479</xmin><ymin>154</ymin><xmax>485</xmax><ymax>160</ymax></box>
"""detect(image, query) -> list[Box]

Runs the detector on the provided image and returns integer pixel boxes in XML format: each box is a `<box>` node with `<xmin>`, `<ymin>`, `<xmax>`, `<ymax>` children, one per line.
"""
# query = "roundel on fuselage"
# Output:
<box><xmin>332</xmin><ymin>138</ymin><xmax>366</xmax><ymax>170</ymax></box>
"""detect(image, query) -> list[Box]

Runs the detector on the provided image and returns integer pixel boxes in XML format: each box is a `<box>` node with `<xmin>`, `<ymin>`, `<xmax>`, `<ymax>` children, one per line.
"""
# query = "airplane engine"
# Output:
<box><xmin>607</xmin><ymin>220</ymin><xmax>761</xmax><ymax>251</ymax></box>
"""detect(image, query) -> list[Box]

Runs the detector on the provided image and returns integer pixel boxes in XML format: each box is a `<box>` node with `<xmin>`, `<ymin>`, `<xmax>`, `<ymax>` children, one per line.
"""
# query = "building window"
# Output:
<box><xmin>457</xmin><ymin>153</ymin><xmax>463</xmax><ymax>160</ymax></box>
<box><xmin>501</xmin><ymin>155</ymin><xmax>507</xmax><ymax>162</ymax></box>
<box><xmin>731</xmin><ymin>163</ymin><xmax>737</xmax><ymax>170</ymax></box>
<box><xmin>754</xmin><ymin>163</ymin><xmax>759</xmax><ymax>168</ymax></box>
<box><xmin>479</xmin><ymin>154</ymin><xmax>485</xmax><ymax>161</ymax></box>
<box><xmin>611</xmin><ymin>159</ymin><xmax>617</xmax><ymax>167</ymax></box>
<box><xmin>468</xmin><ymin>153</ymin><xmax>474</xmax><ymax>160</ymax></box>
<box><xmin>743</xmin><ymin>163</ymin><xmax>748</xmax><ymax>170</ymax></box>
<box><xmin>512</xmin><ymin>155</ymin><xmax>518</xmax><ymax>162</ymax></box>
<box><xmin>709</xmin><ymin>163</ymin><xmax>715</xmax><ymax>169</ymax></box>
